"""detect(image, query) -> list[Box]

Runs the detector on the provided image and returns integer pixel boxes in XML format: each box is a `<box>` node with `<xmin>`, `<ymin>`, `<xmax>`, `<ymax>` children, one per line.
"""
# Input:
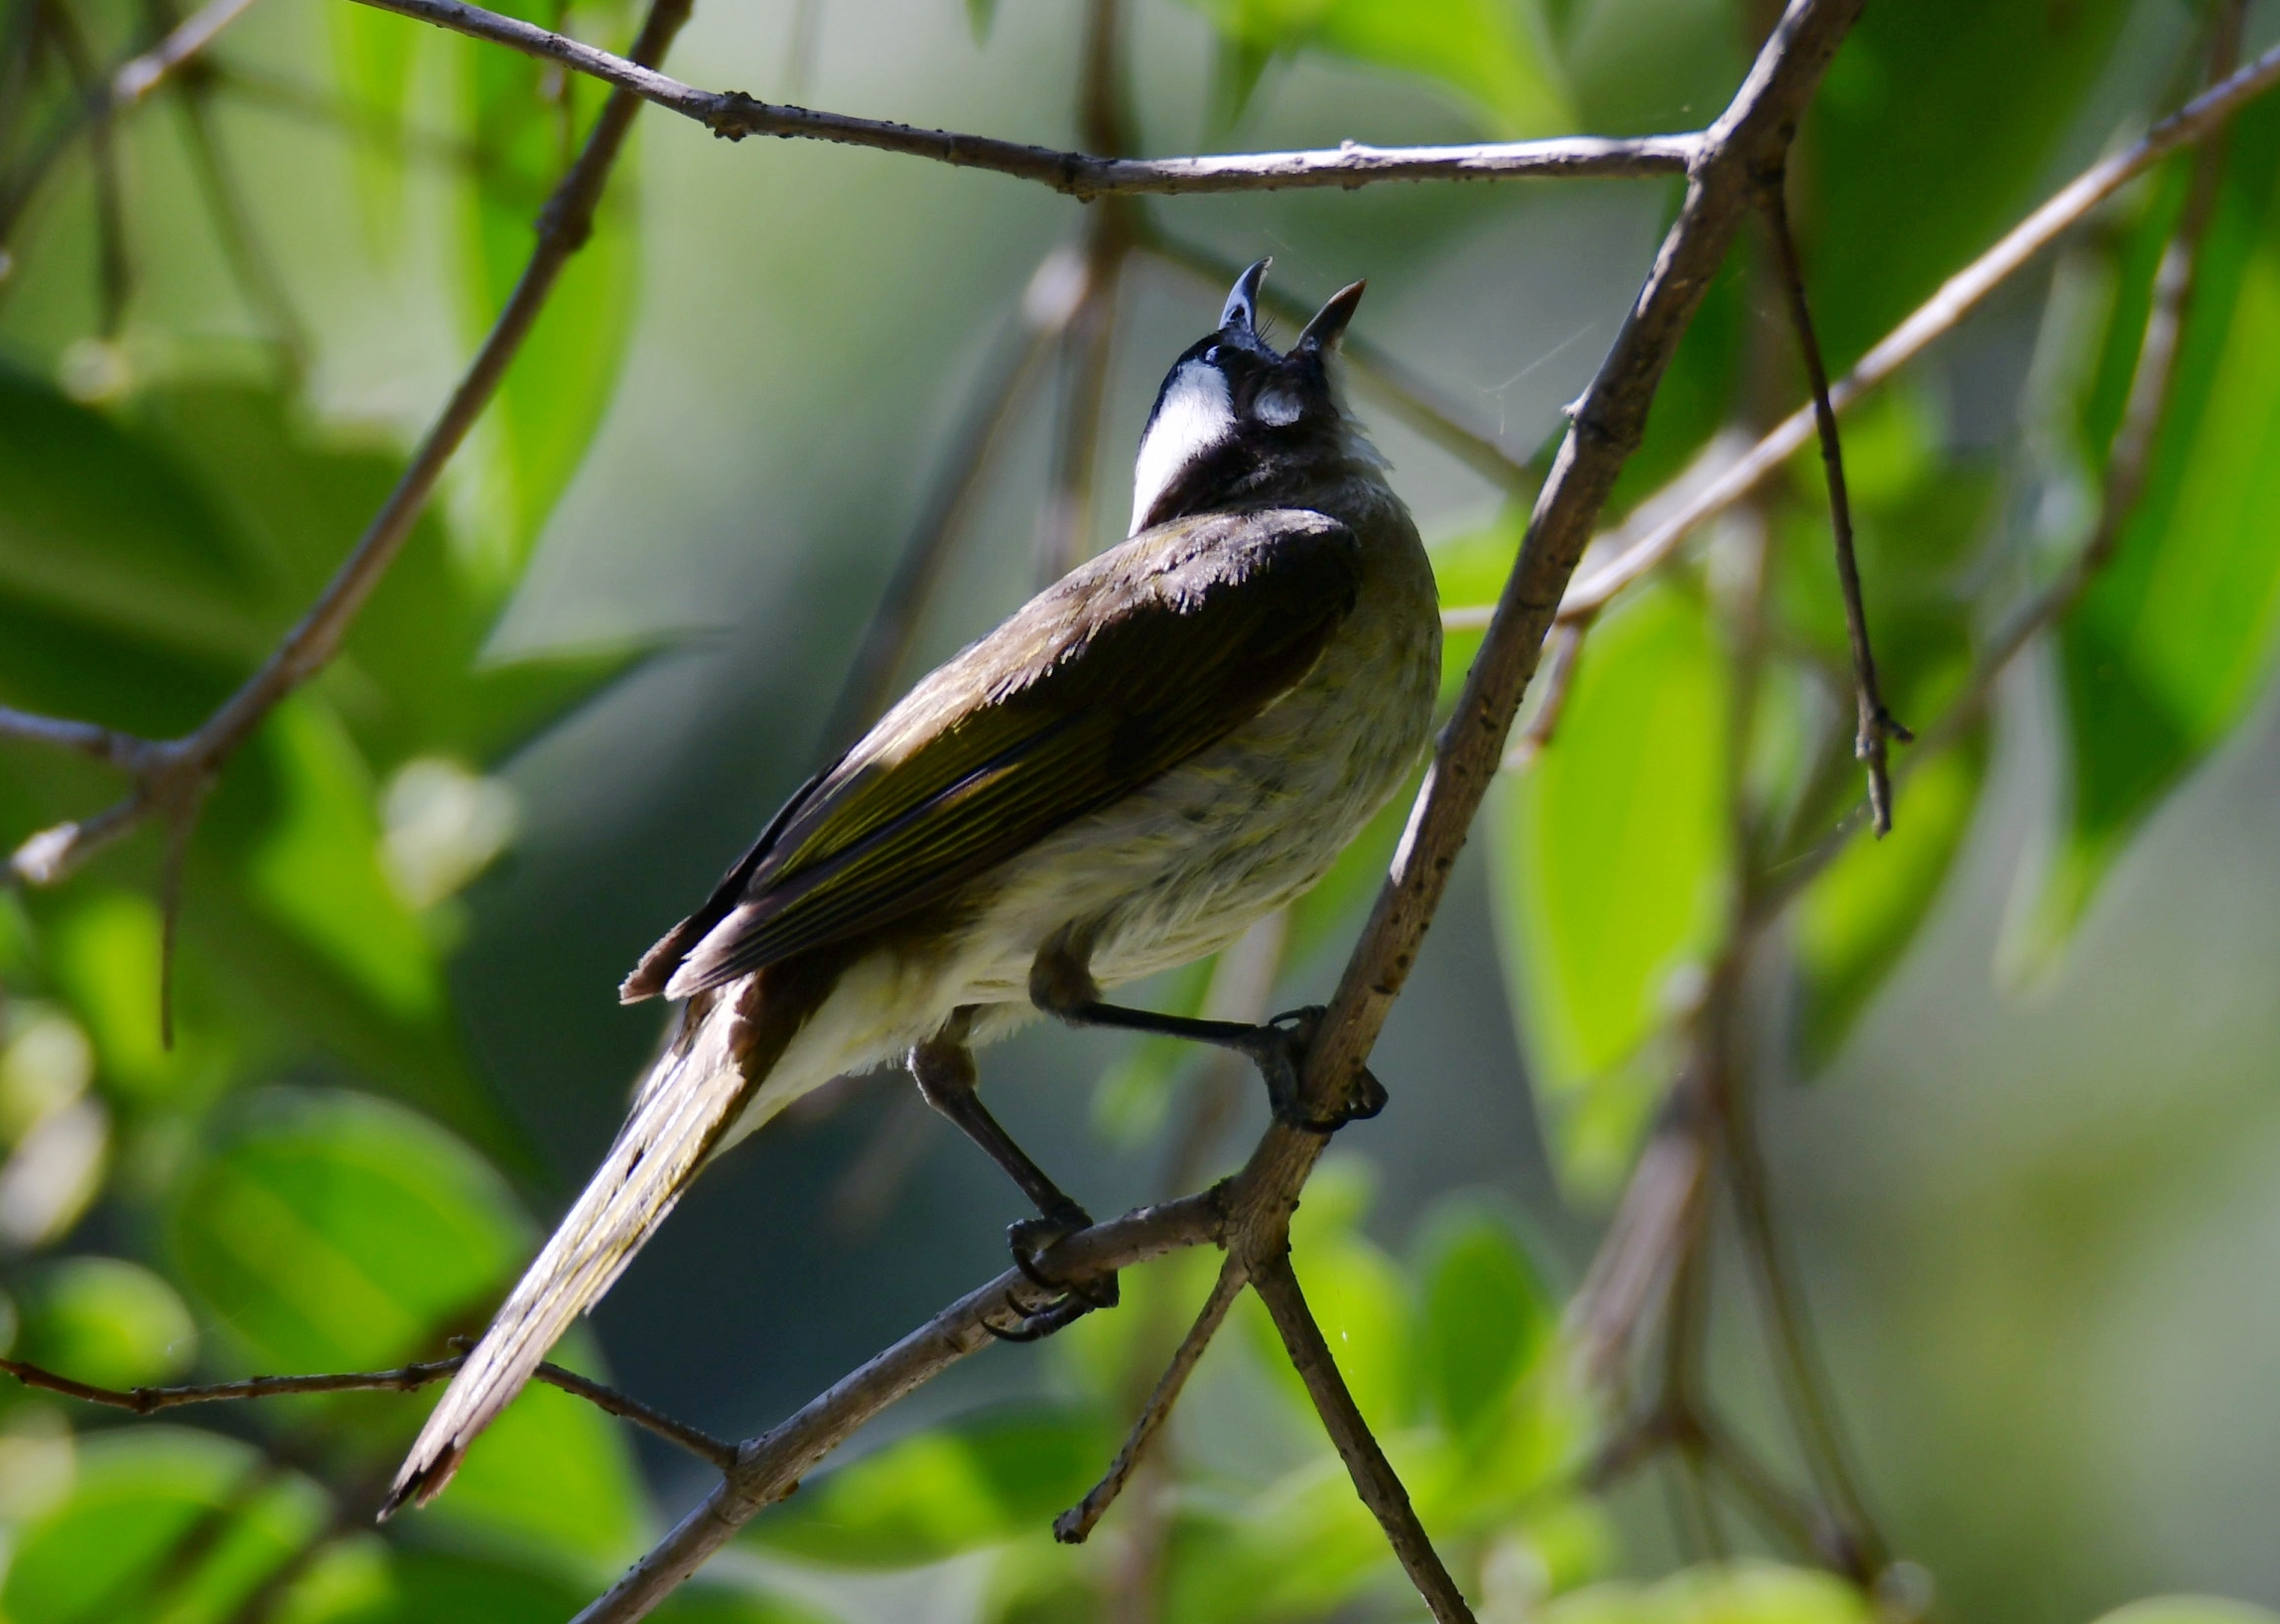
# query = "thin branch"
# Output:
<box><xmin>345</xmin><ymin>0</ymin><xmax>1694</xmax><ymax>196</ymax></box>
<box><xmin>1555</xmin><ymin>35</ymin><xmax>2280</xmax><ymax>624</ymax></box>
<box><xmin>113</xmin><ymin>0</ymin><xmax>260</xmax><ymax>106</ymax></box>
<box><xmin>0</xmin><ymin>704</ymin><xmax>145</xmax><ymax>766</ymax></box>
<box><xmin>570</xmin><ymin>1190</ymin><xmax>1224</xmax><ymax>1623</ymax></box>
<box><xmin>1055</xmin><ymin>1252</ymin><xmax>1245</xmax><ymax>1545</ymax></box>
<box><xmin>1249</xmin><ymin>1249</ymin><xmax>1476</xmax><ymax>1623</ymax></box>
<box><xmin>0</xmin><ymin>0</ymin><xmax>262</xmax><ymax>245</ymax></box>
<box><xmin>1</xmin><ymin>1349</ymin><xmax>739</xmax><ymax>1469</ymax></box>
<box><xmin>35</xmin><ymin>0</ymin><xmax>131</xmax><ymax>335</ymax></box>
<box><xmin>6</xmin><ymin>0</ymin><xmax>693</xmax><ymax>889</ymax></box>
<box><xmin>1501</xmin><ymin>617</ymin><xmax>1584</xmax><ymax>770</ymax></box>
<box><xmin>1759</xmin><ymin>171</ymin><xmax>1909</xmax><ymax>834</ymax></box>
<box><xmin>1755</xmin><ymin>0</ymin><xmax>2249</xmax><ymax>918</ymax></box>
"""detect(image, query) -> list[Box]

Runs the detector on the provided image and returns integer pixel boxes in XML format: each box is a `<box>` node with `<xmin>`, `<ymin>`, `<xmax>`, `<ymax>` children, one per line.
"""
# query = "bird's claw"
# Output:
<box><xmin>987</xmin><ymin>1204</ymin><xmax>1119</xmax><ymax>1342</ymax></box>
<box><xmin>1245</xmin><ymin>1006</ymin><xmax>1388</xmax><ymax>1134</ymax></box>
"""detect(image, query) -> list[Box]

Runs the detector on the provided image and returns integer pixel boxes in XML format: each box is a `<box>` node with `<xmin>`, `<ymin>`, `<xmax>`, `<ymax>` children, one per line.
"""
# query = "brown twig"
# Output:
<box><xmin>345</xmin><ymin>0</ymin><xmax>1694</xmax><ymax>195</ymax></box>
<box><xmin>5</xmin><ymin>0</ymin><xmax>692</xmax><ymax>891</ymax></box>
<box><xmin>1555</xmin><ymin>35</ymin><xmax>2280</xmax><ymax>624</ymax></box>
<box><xmin>570</xmin><ymin>1191</ymin><xmax>1223</xmax><ymax>1623</ymax></box>
<box><xmin>1056</xmin><ymin>1252</ymin><xmax>1245</xmax><ymax>1545</ymax></box>
<box><xmin>1248</xmin><ymin>1248</ymin><xmax>1475</xmax><ymax>1622</ymax></box>
<box><xmin>1755</xmin><ymin>0</ymin><xmax>2249</xmax><ymax>918</ymax></box>
<box><xmin>1501</xmin><ymin>617</ymin><xmax>1585</xmax><ymax>769</ymax></box>
<box><xmin>1758</xmin><ymin>169</ymin><xmax>1909</xmax><ymax>834</ymax></box>
<box><xmin>2</xmin><ymin>1348</ymin><xmax>739</xmax><ymax>1469</ymax></box>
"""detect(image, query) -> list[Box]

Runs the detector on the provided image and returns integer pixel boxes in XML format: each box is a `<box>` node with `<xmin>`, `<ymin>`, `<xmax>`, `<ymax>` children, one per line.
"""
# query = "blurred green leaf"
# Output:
<box><xmin>966</xmin><ymin>0</ymin><xmax>999</xmax><ymax>44</ymax></box>
<box><xmin>458</xmin><ymin>21</ymin><xmax>640</xmax><ymax>583</ymax></box>
<box><xmin>2</xmin><ymin>1427</ymin><xmax>330</xmax><ymax>1624</ymax></box>
<box><xmin>1413</xmin><ymin>1198</ymin><xmax>1552</xmax><ymax>1436</ymax></box>
<box><xmin>1542</xmin><ymin>1558</ymin><xmax>1873</xmax><ymax>1624</ymax></box>
<box><xmin>1793</xmin><ymin>730</ymin><xmax>1982</xmax><ymax>1065</ymax></box>
<box><xmin>744</xmin><ymin>1401</ymin><xmax>1112</xmax><ymax>1566</ymax></box>
<box><xmin>1488</xmin><ymin>581</ymin><xmax>1729</xmax><ymax>1195</ymax></box>
<box><xmin>1182</xmin><ymin>0</ymin><xmax>1574</xmax><ymax>135</ymax></box>
<box><xmin>1554</xmin><ymin>0</ymin><xmax>1744</xmax><ymax>137</ymax></box>
<box><xmin>329</xmin><ymin>0</ymin><xmax>422</xmax><ymax>247</ymax></box>
<box><xmin>1605</xmin><ymin>261</ymin><xmax>1744</xmax><ymax>518</ymax></box>
<box><xmin>1807</xmin><ymin>0</ymin><xmax>2134</xmax><ymax>370</ymax></box>
<box><xmin>420</xmin><ymin>1331</ymin><xmax>646</xmax><ymax>1575</ymax></box>
<box><xmin>2026</xmin><ymin>98</ymin><xmax>2280</xmax><ymax>966</ymax></box>
<box><xmin>15</xmin><ymin>1256</ymin><xmax>197</xmax><ymax>1390</ymax></box>
<box><xmin>167</xmin><ymin>1088</ymin><xmax>527</xmax><ymax>1374</ymax></box>
<box><xmin>2088</xmin><ymin>1602</ymin><xmax>2280</xmax><ymax>1624</ymax></box>
<box><xmin>1241</xmin><ymin>1158</ymin><xmax>1414</xmax><ymax>1431</ymax></box>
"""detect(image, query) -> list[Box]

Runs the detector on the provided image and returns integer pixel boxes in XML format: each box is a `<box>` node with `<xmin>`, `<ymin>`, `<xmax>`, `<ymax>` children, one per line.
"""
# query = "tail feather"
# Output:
<box><xmin>383</xmin><ymin>981</ymin><xmax>782</xmax><ymax>1517</ymax></box>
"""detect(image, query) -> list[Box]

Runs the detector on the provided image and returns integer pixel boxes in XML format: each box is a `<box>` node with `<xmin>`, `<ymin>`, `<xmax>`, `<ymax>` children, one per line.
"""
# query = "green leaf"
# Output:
<box><xmin>1806</xmin><ymin>0</ymin><xmax>2135</xmax><ymax>370</ymax></box>
<box><xmin>743</xmin><ymin>1402</ymin><xmax>1113</xmax><ymax>1567</ymax></box>
<box><xmin>2</xmin><ymin>1428</ymin><xmax>330</xmax><ymax>1624</ymax></box>
<box><xmin>419</xmin><ymin>1331</ymin><xmax>647</xmax><ymax>1575</ymax></box>
<box><xmin>1542</xmin><ymin>1558</ymin><xmax>1873</xmax><ymax>1624</ymax></box>
<box><xmin>1793</xmin><ymin>730</ymin><xmax>1982</xmax><ymax>1066</ymax></box>
<box><xmin>1413</xmin><ymin>1199</ymin><xmax>1552</xmax><ymax>1436</ymax></box>
<box><xmin>1487</xmin><ymin>582</ymin><xmax>1729</xmax><ymax>1195</ymax></box>
<box><xmin>167</xmin><ymin>1088</ymin><xmax>528</xmax><ymax>1375</ymax></box>
<box><xmin>329</xmin><ymin>0</ymin><xmax>422</xmax><ymax>247</ymax></box>
<box><xmin>1243</xmin><ymin>1158</ymin><xmax>1414</xmax><ymax>1431</ymax></box>
<box><xmin>1183</xmin><ymin>0</ymin><xmax>1573</xmax><ymax>136</ymax></box>
<box><xmin>966</xmin><ymin>0</ymin><xmax>998</xmax><ymax>43</ymax></box>
<box><xmin>458</xmin><ymin>27</ymin><xmax>640</xmax><ymax>582</ymax></box>
<box><xmin>2087</xmin><ymin>1602</ymin><xmax>2280</xmax><ymax>1624</ymax></box>
<box><xmin>14</xmin><ymin>1257</ymin><xmax>197</xmax><ymax>1390</ymax></box>
<box><xmin>1555</xmin><ymin>0</ymin><xmax>1747</xmax><ymax>137</ymax></box>
<box><xmin>2026</xmin><ymin>98</ymin><xmax>2280</xmax><ymax>964</ymax></box>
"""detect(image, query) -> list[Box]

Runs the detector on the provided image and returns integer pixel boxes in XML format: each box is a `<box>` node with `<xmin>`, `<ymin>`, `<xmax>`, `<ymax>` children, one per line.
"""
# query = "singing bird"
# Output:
<box><xmin>384</xmin><ymin>260</ymin><xmax>1441</xmax><ymax>1514</ymax></box>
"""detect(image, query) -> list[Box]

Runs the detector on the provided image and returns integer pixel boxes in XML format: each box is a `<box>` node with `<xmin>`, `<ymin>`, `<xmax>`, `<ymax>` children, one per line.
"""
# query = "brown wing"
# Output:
<box><xmin>623</xmin><ymin>507</ymin><xmax>1361</xmax><ymax>1002</ymax></box>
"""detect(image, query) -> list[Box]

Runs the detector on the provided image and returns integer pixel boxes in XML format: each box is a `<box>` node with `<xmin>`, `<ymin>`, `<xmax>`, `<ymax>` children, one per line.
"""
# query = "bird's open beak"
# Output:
<box><xmin>1220</xmin><ymin>257</ymin><xmax>1272</xmax><ymax>343</ymax></box>
<box><xmin>1296</xmin><ymin>280</ymin><xmax>1366</xmax><ymax>354</ymax></box>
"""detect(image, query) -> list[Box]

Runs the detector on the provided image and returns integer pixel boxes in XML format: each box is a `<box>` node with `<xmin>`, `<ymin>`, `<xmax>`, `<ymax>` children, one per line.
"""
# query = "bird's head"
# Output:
<box><xmin>1129</xmin><ymin>259</ymin><xmax>1369</xmax><ymax>536</ymax></box>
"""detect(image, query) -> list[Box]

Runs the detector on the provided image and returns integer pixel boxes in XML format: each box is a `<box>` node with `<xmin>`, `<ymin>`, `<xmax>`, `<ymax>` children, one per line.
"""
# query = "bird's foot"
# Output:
<box><xmin>1235</xmin><ymin>1007</ymin><xmax>1389</xmax><ymax>1135</ymax></box>
<box><xmin>985</xmin><ymin>1202</ymin><xmax>1119</xmax><ymax>1341</ymax></box>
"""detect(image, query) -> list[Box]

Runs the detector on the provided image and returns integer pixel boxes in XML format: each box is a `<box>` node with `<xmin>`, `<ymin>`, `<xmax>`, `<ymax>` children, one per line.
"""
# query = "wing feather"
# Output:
<box><xmin>645</xmin><ymin>508</ymin><xmax>1360</xmax><ymax>999</ymax></box>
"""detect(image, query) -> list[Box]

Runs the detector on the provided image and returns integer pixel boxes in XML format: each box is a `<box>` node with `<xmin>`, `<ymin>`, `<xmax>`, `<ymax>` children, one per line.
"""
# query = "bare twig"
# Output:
<box><xmin>35</xmin><ymin>0</ymin><xmax>131</xmax><ymax>335</ymax></box>
<box><xmin>1501</xmin><ymin>618</ymin><xmax>1585</xmax><ymax>769</ymax></box>
<box><xmin>345</xmin><ymin>0</ymin><xmax>1693</xmax><ymax>195</ymax></box>
<box><xmin>1</xmin><ymin>1349</ymin><xmax>739</xmax><ymax>1469</ymax></box>
<box><xmin>1756</xmin><ymin>0</ymin><xmax>2250</xmax><ymax>917</ymax></box>
<box><xmin>570</xmin><ymin>1190</ymin><xmax>1223</xmax><ymax>1623</ymax></box>
<box><xmin>1758</xmin><ymin>171</ymin><xmax>1909</xmax><ymax>834</ymax></box>
<box><xmin>0</xmin><ymin>0</ymin><xmax>263</xmax><ymax>247</ymax></box>
<box><xmin>0</xmin><ymin>704</ymin><xmax>144</xmax><ymax>766</ymax></box>
<box><xmin>1249</xmin><ymin>1249</ymin><xmax>1475</xmax><ymax>1623</ymax></box>
<box><xmin>1555</xmin><ymin>36</ymin><xmax>2280</xmax><ymax>624</ymax></box>
<box><xmin>5</xmin><ymin>0</ymin><xmax>692</xmax><ymax>889</ymax></box>
<box><xmin>1055</xmin><ymin>1252</ymin><xmax>1246</xmax><ymax>1545</ymax></box>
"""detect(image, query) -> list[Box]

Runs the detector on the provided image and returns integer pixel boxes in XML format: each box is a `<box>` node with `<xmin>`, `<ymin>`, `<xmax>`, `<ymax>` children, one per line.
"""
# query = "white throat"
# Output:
<box><xmin>1130</xmin><ymin>361</ymin><xmax>1234</xmax><ymax>535</ymax></box>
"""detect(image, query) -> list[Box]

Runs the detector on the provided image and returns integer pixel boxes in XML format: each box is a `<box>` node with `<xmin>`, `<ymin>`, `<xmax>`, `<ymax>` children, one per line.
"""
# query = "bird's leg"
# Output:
<box><xmin>1029</xmin><ymin>940</ymin><xmax>1388</xmax><ymax>1135</ymax></box>
<box><xmin>906</xmin><ymin>1013</ymin><xmax>1119</xmax><ymax>1336</ymax></box>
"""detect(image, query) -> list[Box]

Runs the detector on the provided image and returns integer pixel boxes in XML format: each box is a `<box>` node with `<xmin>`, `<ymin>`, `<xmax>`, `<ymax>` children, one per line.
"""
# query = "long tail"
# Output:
<box><xmin>382</xmin><ymin>974</ymin><xmax>802</xmax><ymax>1516</ymax></box>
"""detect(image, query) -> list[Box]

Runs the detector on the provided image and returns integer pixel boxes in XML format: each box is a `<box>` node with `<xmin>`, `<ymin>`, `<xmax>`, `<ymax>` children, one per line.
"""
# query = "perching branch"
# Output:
<box><xmin>4</xmin><ymin>0</ymin><xmax>692</xmax><ymax>889</ymax></box>
<box><xmin>1757</xmin><ymin>168</ymin><xmax>1911</xmax><ymax>834</ymax></box>
<box><xmin>1</xmin><ymin>1350</ymin><xmax>738</xmax><ymax>1472</ymax></box>
<box><xmin>344</xmin><ymin>0</ymin><xmax>1694</xmax><ymax>196</ymax></box>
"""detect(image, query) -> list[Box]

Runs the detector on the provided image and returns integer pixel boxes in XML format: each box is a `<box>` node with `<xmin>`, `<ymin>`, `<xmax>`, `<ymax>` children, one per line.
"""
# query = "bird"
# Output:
<box><xmin>382</xmin><ymin>258</ymin><xmax>1442</xmax><ymax>1516</ymax></box>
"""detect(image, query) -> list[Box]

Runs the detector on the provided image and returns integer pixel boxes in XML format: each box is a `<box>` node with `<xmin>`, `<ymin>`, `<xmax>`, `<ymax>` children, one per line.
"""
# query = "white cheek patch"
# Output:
<box><xmin>1254</xmin><ymin>386</ymin><xmax>1302</xmax><ymax>427</ymax></box>
<box><xmin>1131</xmin><ymin>361</ymin><xmax>1234</xmax><ymax>534</ymax></box>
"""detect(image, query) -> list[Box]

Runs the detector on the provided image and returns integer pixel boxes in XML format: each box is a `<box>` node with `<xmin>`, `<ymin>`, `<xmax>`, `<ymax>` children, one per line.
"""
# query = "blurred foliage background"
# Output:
<box><xmin>5</xmin><ymin>0</ymin><xmax>2280</xmax><ymax>1620</ymax></box>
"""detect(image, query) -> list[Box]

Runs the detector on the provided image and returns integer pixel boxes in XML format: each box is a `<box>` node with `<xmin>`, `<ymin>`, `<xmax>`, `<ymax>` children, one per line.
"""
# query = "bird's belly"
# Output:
<box><xmin>954</xmin><ymin>601</ymin><xmax>1437</xmax><ymax>1012</ymax></box>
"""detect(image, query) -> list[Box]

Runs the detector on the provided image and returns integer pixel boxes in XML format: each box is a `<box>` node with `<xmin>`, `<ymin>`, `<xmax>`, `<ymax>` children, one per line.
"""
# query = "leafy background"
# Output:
<box><xmin>4</xmin><ymin>0</ymin><xmax>2280</xmax><ymax>1621</ymax></box>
